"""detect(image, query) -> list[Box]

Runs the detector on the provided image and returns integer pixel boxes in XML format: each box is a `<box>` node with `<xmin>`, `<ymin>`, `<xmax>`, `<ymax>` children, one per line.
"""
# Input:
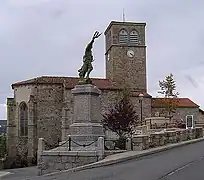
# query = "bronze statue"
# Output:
<box><xmin>78</xmin><ymin>31</ymin><xmax>102</xmax><ymax>84</ymax></box>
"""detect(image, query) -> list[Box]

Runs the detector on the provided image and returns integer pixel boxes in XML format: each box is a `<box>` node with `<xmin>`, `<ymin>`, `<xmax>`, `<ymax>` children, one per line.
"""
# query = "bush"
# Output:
<box><xmin>102</xmin><ymin>89</ymin><xmax>139</xmax><ymax>142</ymax></box>
<box><xmin>115</xmin><ymin>137</ymin><xmax>126</xmax><ymax>150</ymax></box>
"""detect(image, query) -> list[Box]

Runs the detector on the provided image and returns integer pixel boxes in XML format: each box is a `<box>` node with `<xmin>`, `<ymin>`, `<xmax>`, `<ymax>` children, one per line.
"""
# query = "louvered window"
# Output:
<box><xmin>130</xmin><ymin>30</ymin><xmax>139</xmax><ymax>45</ymax></box>
<box><xmin>119</xmin><ymin>29</ymin><xmax>128</xmax><ymax>44</ymax></box>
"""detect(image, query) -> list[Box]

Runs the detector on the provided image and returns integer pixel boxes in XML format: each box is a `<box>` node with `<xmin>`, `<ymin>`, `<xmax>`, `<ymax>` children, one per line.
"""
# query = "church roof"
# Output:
<box><xmin>11</xmin><ymin>76</ymin><xmax>152</xmax><ymax>96</ymax></box>
<box><xmin>11</xmin><ymin>76</ymin><xmax>119</xmax><ymax>90</ymax></box>
<box><xmin>152</xmin><ymin>98</ymin><xmax>199</xmax><ymax>108</ymax></box>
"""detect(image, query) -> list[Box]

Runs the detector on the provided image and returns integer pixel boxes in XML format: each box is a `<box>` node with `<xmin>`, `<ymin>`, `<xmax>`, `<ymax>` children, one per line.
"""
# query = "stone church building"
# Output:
<box><xmin>6</xmin><ymin>21</ymin><xmax>204</xmax><ymax>166</ymax></box>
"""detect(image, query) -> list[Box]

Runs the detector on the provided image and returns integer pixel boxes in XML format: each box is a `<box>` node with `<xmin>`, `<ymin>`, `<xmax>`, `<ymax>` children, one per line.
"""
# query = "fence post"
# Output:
<box><xmin>68</xmin><ymin>136</ymin><xmax>71</xmax><ymax>151</ymax></box>
<box><xmin>126</xmin><ymin>138</ymin><xmax>132</xmax><ymax>151</ymax></box>
<box><xmin>97</xmin><ymin>137</ymin><xmax>104</xmax><ymax>160</ymax></box>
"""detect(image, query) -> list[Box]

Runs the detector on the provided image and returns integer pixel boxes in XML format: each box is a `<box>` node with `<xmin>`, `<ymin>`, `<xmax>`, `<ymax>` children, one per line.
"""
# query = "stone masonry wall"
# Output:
<box><xmin>198</xmin><ymin>111</ymin><xmax>204</xmax><ymax>127</ymax></box>
<box><xmin>6</xmin><ymin>98</ymin><xmax>17</xmax><ymax>164</ymax></box>
<box><xmin>131</xmin><ymin>96</ymin><xmax>152</xmax><ymax>122</ymax></box>
<box><xmin>61</xmin><ymin>89</ymin><xmax>74</xmax><ymax>141</ymax></box>
<box><xmin>36</xmin><ymin>85</ymin><xmax>64</xmax><ymax>147</ymax></box>
<box><xmin>38</xmin><ymin>153</ymin><xmax>98</xmax><ymax>176</ymax></box>
<box><xmin>105</xmin><ymin>22</ymin><xmax>147</xmax><ymax>92</ymax></box>
<box><xmin>152</xmin><ymin>107</ymin><xmax>199</xmax><ymax>125</ymax></box>
<box><xmin>13</xmin><ymin>85</ymin><xmax>34</xmax><ymax>165</ymax></box>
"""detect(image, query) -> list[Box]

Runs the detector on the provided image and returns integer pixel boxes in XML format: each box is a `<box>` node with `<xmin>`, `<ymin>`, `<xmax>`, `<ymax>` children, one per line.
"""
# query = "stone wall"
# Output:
<box><xmin>105</xmin><ymin>22</ymin><xmax>147</xmax><ymax>92</ymax></box>
<box><xmin>38</xmin><ymin>152</ymin><xmax>98</xmax><ymax>176</ymax></box>
<box><xmin>152</xmin><ymin>107</ymin><xmax>200</xmax><ymax>125</ymax></box>
<box><xmin>131</xmin><ymin>127</ymin><xmax>203</xmax><ymax>151</ymax></box>
<box><xmin>61</xmin><ymin>89</ymin><xmax>74</xmax><ymax>141</ymax></box>
<box><xmin>37</xmin><ymin>136</ymin><xmax>105</xmax><ymax>176</ymax></box>
<box><xmin>17</xmin><ymin>137</ymin><xmax>28</xmax><ymax>163</ymax></box>
<box><xmin>6</xmin><ymin>98</ymin><xmax>17</xmax><ymax>161</ymax></box>
<box><xmin>36</xmin><ymin>85</ymin><xmax>64</xmax><ymax>146</ymax></box>
<box><xmin>131</xmin><ymin>96</ymin><xmax>152</xmax><ymax>122</ymax></box>
<box><xmin>197</xmin><ymin>110</ymin><xmax>204</xmax><ymax>127</ymax></box>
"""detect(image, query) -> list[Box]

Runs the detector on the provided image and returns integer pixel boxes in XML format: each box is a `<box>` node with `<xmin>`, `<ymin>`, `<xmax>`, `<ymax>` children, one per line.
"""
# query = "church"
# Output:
<box><xmin>6</xmin><ymin>20</ymin><xmax>204</xmax><ymax>167</ymax></box>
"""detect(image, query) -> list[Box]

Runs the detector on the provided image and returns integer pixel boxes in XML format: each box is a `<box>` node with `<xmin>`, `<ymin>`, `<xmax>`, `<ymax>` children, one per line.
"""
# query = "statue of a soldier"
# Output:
<box><xmin>78</xmin><ymin>31</ymin><xmax>102</xmax><ymax>84</ymax></box>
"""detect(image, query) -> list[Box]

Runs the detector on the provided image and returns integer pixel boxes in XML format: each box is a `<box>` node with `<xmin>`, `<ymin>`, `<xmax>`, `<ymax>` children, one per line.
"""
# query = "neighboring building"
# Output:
<box><xmin>0</xmin><ymin>120</ymin><xmax>7</xmax><ymax>134</ymax></box>
<box><xmin>152</xmin><ymin>98</ymin><xmax>203</xmax><ymax>125</ymax></box>
<box><xmin>6</xmin><ymin>20</ymin><xmax>204</xmax><ymax>166</ymax></box>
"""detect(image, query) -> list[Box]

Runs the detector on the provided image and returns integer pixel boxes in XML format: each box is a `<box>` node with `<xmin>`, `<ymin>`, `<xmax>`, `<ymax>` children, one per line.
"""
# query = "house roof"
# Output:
<box><xmin>152</xmin><ymin>98</ymin><xmax>199</xmax><ymax>108</ymax></box>
<box><xmin>12</xmin><ymin>76</ymin><xmax>119</xmax><ymax>90</ymax></box>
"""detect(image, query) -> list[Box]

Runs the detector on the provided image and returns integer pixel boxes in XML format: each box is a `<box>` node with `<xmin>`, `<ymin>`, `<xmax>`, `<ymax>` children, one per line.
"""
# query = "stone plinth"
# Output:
<box><xmin>38</xmin><ymin>84</ymin><xmax>105</xmax><ymax>175</ymax></box>
<box><xmin>132</xmin><ymin>135</ymin><xmax>149</xmax><ymax>151</ymax></box>
<box><xmin>69</xmin><ymin>84</ymin><xmax>104</xmax><ymax>151</ymax></box>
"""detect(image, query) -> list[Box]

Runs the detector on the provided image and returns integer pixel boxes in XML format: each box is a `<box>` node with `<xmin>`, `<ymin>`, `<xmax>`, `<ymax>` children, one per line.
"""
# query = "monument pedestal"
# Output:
<box><xmin>37</xmin><ymin>84</ymin><xmax>105</xmax><ymax>175</ymax></box>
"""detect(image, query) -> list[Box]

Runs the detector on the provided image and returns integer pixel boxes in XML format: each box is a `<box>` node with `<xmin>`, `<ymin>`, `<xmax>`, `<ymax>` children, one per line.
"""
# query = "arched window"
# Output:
<box><xmin>19</xmin><ymin>102</ymin><xmax>28</xmax><ymax>136</ymax></box>
<box><xmin>130</xmin><ymin>30</ymin><xmax>139</xmax><ymax>45</ymax></box>
<box><xmin>119</xmin><ymin>29</ymin><xmax>128</xmax><ymax>44</ymax></box>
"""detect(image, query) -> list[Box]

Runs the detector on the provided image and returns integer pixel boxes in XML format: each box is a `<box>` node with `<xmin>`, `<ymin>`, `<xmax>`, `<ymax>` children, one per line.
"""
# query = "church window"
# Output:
<box><xmin>130</xmin><ymin>30</ymin><xmax>139</xmax><ymax>45</ymax></box>
<box><xmin>19</xmin><ymin>102</ymin><xmax>28</xmax><ymax>136</ymax></box>
<box><xmin>119</xmin><ymin>29</ymin><xmax>128</xmax><ymax>44</ymax></box>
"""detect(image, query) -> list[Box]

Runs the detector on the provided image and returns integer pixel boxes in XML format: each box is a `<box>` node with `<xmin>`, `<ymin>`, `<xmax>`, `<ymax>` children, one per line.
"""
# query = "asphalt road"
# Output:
<box><xmin>2</xmin><ymin>140</ymin><xmax>204</xmax><ymax>180</ymax></box>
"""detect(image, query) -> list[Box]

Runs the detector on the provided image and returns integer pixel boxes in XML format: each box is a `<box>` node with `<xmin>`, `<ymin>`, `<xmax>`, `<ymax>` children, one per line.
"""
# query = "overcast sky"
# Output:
<box><xmin>0</xmin><ymin>0</ymin><xmax>204</xmax><ymax>119</ymax></box>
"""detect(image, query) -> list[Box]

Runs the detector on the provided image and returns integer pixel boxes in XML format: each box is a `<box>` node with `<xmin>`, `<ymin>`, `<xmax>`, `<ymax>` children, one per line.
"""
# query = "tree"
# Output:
<box><xmin>158</xmin><ymin>73</ymin><xmax>179</xmax><ymax>120</ymax></box>
<box><xmin>102</xmin><ymin>88</ymin><xmax>139</xmax><ymax>144</ymax></box>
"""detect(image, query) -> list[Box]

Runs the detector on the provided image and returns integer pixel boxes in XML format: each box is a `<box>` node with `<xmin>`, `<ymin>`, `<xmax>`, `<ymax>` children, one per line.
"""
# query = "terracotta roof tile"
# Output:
<box><xmin>12</xmin><ymin>76</ymin><xmax>119</xmax><ymax>90</ymax></box>
<box><xmin>152</xmin><ymin>98</ymin><xmax>199</xmax><ymax>108</ymax></box>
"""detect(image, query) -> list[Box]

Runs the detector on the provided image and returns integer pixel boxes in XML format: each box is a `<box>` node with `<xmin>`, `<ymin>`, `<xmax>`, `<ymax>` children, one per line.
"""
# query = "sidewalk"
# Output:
<box><xmin>0</xmin><ymin>172</ymin><xmax>11</xmax><ymax>179</ymax></box>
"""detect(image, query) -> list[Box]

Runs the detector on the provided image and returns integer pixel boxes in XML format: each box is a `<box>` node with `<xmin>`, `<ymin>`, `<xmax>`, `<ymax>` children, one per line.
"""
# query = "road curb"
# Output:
<box><xmin>36</xmin><ymin>137</ymin><xmax>204</xmax><ymax>178</ymax></box>
<box><xmin>0</xmin><ymin>172</ymin><xmax>11</xmax><ymax>178</ymax></box>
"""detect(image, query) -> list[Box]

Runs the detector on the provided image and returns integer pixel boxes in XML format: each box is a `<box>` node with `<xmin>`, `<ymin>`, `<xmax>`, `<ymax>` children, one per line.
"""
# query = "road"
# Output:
<box><xmin>2</xmin><ymin>140</ymin><xmax>204</xmax><ymax>180</ymax></box>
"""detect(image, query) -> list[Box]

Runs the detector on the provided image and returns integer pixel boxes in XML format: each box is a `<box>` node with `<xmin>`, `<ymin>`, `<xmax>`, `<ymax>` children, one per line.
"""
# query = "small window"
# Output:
<box><xmin>130</xmin><ymin>30</ymin><xmax>139</xmax><ymax>45</ymax></box>
<box><xmin>119</xmin><ymin>29</ymin><xmax>128</xmax><ymax>44</ymax></box>
<box><xmin>19</xmin><ymin>102</ymin><xmax>28</xmax><ymax>136</ymax></box>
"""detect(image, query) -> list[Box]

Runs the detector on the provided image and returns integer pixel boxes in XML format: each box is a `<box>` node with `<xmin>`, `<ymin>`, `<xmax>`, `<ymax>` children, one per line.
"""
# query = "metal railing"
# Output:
<box><xmin>42</xmin><ymin>136</ymin><xmax>99</xmax><ymax>151</ymax></box>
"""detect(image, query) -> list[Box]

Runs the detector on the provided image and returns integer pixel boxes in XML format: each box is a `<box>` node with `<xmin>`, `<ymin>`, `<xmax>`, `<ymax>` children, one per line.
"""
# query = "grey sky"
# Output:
<box><xmin>0</xmin><ymin>0</ymin><xmax>204</xmax><ymax>119</ymax></box>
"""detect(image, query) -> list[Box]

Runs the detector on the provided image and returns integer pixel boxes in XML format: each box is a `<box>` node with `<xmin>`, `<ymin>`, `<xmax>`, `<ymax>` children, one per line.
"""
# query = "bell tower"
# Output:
<box><xmin>104</xmin><ymin>21</ymin><xmax>147</xmax><ymax>92</ymax></box>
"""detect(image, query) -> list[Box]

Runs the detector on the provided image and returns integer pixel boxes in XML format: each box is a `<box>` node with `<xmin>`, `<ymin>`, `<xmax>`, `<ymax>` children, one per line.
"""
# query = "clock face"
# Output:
<box><xmin>127</xmin><ymin>50</ymin><xmax>135</xmax><ymax>58</ymax></box>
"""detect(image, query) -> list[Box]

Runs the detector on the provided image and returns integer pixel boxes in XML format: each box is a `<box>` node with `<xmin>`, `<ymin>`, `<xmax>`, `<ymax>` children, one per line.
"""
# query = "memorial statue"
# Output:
<box><xmin>78</xmin><ymin>31</ymin><xmax>102</xmax><ymax>84</ymax></box>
